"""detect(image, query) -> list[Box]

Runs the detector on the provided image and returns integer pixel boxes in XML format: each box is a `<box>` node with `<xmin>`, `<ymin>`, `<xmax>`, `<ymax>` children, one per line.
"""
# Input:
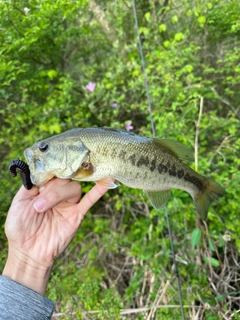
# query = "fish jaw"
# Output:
<box><xmin>30</xmin><ymin>171</ymin><xmax>54</xmax><ymax>187</ymax></box>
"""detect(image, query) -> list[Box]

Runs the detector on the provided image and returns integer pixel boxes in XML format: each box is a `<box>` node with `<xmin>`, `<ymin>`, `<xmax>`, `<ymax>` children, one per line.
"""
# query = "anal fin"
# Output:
<box><xmin>96</xmin><ymin>178</ymin><xmax>120</xmax><ymax>189</ymax></box>
<box><xmin>144</xmin><ymin>190</ymin><xmax>171</xmax><ymax>209</ymax></box>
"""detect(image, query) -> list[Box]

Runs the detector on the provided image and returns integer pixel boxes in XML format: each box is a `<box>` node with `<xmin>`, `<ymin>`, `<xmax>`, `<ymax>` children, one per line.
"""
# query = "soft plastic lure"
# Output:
<box><xmin>9</xmin><ymin>159</ymin><xmax>33</xmax><ymax>190</ymax></box>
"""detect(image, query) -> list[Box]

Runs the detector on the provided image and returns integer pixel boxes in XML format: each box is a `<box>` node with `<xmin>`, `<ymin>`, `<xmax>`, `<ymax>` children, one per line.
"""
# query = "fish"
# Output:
<box><xmin>24</xmin><ymin>127</ymin><xmax>225</xmax><ymax>220</ymax></box>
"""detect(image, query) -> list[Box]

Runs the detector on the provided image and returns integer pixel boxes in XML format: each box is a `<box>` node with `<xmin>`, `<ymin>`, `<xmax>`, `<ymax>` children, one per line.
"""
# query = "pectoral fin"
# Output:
<box><xmin>144</xmin><ymin>190</ymin><xmax>171</xmax><ymax>209</ymax></box>
<box><xmin>72</xmin><ymin>162</ymin><xmax>94</xmax><ymax>180</ymax></box>
<box><xmin>96</xmin><ymin>178</ymin><xmax>120</xmax><ymax>189</ymax></box>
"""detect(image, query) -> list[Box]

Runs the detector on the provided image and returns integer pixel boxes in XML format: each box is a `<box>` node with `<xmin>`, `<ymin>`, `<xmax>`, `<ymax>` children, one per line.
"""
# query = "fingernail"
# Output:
<box><xmin>34</xmin><ymin>198</ymin><xmax>46</xmax><ymax>211</ymax></box>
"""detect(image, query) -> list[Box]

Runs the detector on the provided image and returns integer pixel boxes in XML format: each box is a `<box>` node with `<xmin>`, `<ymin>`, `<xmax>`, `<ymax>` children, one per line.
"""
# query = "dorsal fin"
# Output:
<box><xmin>153</xmin><ymin>138</ymin><xmax>194</xmax><ymax>162</ymax></box>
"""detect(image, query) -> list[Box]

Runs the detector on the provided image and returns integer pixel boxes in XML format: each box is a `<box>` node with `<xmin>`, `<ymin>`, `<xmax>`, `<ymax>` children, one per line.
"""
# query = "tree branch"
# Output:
<box><xmin>88</xmin><ymin>0</ymin><xmax>117</xmax><ymax>42</ymax></box>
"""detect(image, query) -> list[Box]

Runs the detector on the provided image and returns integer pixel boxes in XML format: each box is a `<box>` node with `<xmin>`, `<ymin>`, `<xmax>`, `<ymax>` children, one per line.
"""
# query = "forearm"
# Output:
<box><xmin>1</xmin><ymin>249</ymin><xmax>55</xmax><ymax>319</ymax></box>
<box><xmin>2</xmin><ymin>249</ymin><xmax>52</xmax><ymax>296</ymax></box>
<box><xmin>0</xmin><ymin>276</ymin><xmax>55</xmax><ymax>320</ymax></box>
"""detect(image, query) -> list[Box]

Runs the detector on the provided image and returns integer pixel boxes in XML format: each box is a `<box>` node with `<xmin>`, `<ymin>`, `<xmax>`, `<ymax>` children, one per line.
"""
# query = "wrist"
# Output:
<box><xmin>2</xmin><ymin>248</ymin><xmax>52</xmax><ymax>296</ymax></box>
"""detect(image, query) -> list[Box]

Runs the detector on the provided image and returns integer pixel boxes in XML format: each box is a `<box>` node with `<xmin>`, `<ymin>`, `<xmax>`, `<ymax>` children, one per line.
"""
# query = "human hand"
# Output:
<box><xmin>3</xmin><ymin>178</ymin><xmax>110</xmax><ymax>295</ymax></box>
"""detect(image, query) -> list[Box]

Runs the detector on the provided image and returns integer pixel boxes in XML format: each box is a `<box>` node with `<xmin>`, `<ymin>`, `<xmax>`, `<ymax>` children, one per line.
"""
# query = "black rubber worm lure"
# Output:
<box><xmin>9</xmin><ymin>159</ymin><xmax>33</xmax><ymax>190</ymax></box>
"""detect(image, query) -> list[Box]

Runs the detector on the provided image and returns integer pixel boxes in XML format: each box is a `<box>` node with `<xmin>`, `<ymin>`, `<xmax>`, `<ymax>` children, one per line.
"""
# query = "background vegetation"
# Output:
<box><xmin>0</xmin><ymin>0</ymin><xmax>239</xmax><ymax>319</ymax></box>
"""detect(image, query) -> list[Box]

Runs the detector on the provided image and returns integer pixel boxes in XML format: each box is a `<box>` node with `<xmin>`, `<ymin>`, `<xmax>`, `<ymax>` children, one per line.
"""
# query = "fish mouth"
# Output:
<box><xmin>24</xmin><ymin>148</ymin><xmax>34</xmax><ymax>165</ymax></box>
<box><xmin>24</xmin><ymin>147</ymin><xmax>54</xmax><ymax>186</ymax></box>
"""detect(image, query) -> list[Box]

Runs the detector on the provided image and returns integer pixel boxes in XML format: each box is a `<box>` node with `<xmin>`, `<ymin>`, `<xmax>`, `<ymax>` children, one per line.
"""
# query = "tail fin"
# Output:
<box><xmin>193</xmin><ymin>178</ymin><xmax>225</xmax><ymax>220</ymax></box>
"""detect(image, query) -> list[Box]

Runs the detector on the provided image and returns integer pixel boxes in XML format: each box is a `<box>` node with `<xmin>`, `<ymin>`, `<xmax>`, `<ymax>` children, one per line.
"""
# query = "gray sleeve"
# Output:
<box><xmin>0</xmin><ymin>275</ymin><xmax>55</xmax><ymax>320</ymax></box>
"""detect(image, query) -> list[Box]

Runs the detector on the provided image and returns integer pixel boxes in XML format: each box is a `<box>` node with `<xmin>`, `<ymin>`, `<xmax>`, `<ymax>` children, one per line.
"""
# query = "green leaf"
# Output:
<box><xmin>198</xmin><ymin>16</ymin><xmax>206</xmax><ymax>27</ymax></box>
<box><xmin>207</xmin><ymin>2</ymin><xmax>213</xmax><ymax>9</ymax></box>
<box><xmin>159</xmin><ymin>24</ymin><xmax>167</xmax><ymax>32</ymax></box>
<box><xmin>145</xmin><ymin>12</ymin><xmax>151</xmax><ymax>23</ymax></box>
<box><xmin>208</xmin><ymin>238</ymin><xmax>215</xmax><ymax>251</ymax></box>
<box><xmin>139</xmin><ymin>27</ymin><xmax>149</xmax><ymax>35</ymax></box>
<box><xmin>47</xmin><ymin>70</ymin><xmax>58</xmax><ymax>80</ymax></box>
<box><xmin>191</xmin><ymin>228</ymin><xmax>202</xmax><ymax>248</ymax></box>
<box><xmin>204</xmin><ymin>257</ymin><xmax>220</xmax><ymax>268</ymax></box>
<box><xmin>49</xmin><ymin>123</ymin><xmax>62</xmax><ymax>134</ymax></box>
<box><xmin>216</xmin><ymin>294</ymin><xmax>224</xmax><ymax>301</ymax></box>
<box><xmin>174</xmin><ymin>32</ymin><xmax>184</xmax><ymax>41</ymax></box>
<box><xmin>163</xmin><ymin>40</ymin><xmax>170</xmax><ymax>48</ymax></box>
<box><xmin>184</xmin><ymin>64</ymin><xmax>193</xmax><ymax>73</ymax></box>
<box><xmin>172</xmin><ymin>15</ymin><xmax>178</xmax><ymax>24</ymax></box>
<box><xmin>194</xmin><ymin>8</ymin><xmax>199</xmax><ymax>16</ymax></box>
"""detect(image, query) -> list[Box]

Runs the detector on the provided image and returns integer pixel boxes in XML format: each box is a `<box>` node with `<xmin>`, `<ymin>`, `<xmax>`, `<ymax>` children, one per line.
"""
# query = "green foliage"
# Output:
<box><xmin>191</xmin><ymin>228</ymin><xmax>202</xmax><ymax>248</ymax></box>
<box><xmin>0</xmin><ymin>0</ymin><xmax>239</xmax><ymax>318</ymax></box>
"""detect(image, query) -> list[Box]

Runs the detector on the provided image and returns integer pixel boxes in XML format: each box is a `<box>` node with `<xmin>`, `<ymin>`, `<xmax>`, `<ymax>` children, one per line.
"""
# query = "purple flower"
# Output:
<box><xmin>85</xmin><ymin>82</ymin><xmax>96</xmax><ymax>92</ymax></box>
<box><xmin>111</xmin><ymin>101</ymin><xmax>118</xmax><ymax>108</ymax></box>
<box><xmin>125</xmin><ymin>121</ymin><xmax>133</xmax><ymax>131</ymax></box>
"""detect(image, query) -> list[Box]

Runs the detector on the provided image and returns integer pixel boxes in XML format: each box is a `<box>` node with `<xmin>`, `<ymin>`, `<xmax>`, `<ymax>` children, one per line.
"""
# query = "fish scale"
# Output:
<box><xmin>24</xmin><ymin>127</ymin><xmax>225</xmax><ymax>220</ymax></box>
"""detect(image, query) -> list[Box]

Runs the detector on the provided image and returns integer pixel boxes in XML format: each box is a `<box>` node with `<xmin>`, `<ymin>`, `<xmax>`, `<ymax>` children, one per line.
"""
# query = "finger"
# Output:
<box><xmin>39</xmin><ymin>177</ymin><xmax>70</xmax><ymax>192</ymax></box>
<box><xmin>12</xmin><ymin>177</ymin><xmax>68</xmax><ymax>203</ymax></box>
<box><xmin>77</xmin><ymin>183</ymin><xmax>110</xmax><ymax>219</ymax></box>
<box><xmin>13</xmin><ymin>185</ymin><xmax>39</xmax><ymax>202</ymax></box>
<box><xmin>34</xmin><ymin>180</ymin><xmax>82</xmax><ymax>212</ymax></box>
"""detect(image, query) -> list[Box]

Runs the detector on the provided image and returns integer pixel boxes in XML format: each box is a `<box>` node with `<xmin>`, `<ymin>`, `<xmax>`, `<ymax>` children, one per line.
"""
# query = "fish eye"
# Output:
<box><xmin>39</xmin><ymin>142</ymin><xmax>49</xmax><ymax>152</ymax></box>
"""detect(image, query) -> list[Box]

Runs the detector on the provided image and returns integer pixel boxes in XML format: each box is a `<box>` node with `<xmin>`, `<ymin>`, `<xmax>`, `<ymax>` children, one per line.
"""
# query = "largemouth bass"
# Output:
<box><xmin>24</xmin><ymin>128</ymin><xmax>225</xmax><ymax>219</ymax></box>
